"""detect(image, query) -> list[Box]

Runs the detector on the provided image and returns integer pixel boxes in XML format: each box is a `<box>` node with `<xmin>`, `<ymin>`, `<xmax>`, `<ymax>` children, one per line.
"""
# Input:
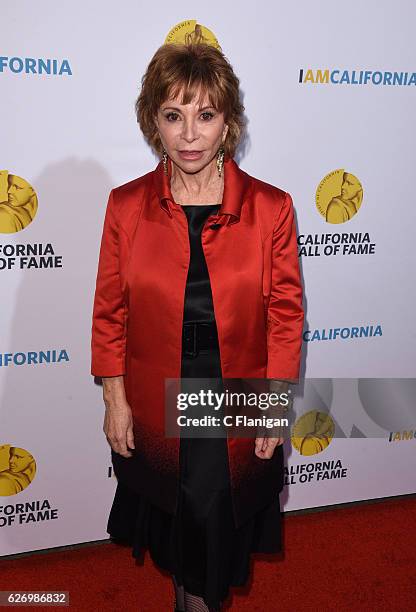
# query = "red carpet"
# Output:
<box><xmin>1</xmin><ymin>495</ymin><xmax>414</xmax><ymax>611</ymax></box>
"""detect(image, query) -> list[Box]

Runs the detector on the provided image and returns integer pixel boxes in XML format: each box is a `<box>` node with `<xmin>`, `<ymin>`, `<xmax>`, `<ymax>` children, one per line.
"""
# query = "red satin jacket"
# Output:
<box><xmin>91</xmin><ymin>156</ymin><xmax>304</xmax><ymax>528</ymax></box>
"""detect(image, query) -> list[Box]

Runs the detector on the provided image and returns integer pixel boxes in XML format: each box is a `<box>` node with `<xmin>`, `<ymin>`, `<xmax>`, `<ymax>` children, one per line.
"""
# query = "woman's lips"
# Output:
<box><xmin>178</xmin><ymin>150</ymin><xmax>204</xmax><ymax>161</ymax></box>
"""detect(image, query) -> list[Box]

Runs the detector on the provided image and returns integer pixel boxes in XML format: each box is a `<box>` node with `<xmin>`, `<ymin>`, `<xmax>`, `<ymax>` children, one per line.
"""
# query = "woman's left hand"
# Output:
<box><xmin>254</xmin><ymin>436</ymin><xmax>284</xmax><ymax>459</ymax></box>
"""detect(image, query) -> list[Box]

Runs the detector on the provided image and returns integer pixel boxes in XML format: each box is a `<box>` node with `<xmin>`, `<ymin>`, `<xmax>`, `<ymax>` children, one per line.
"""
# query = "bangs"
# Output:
<box><xmin>162</xmin><ymin>69</ymin><xmax>225</xmax><ymax>112</ymax></box>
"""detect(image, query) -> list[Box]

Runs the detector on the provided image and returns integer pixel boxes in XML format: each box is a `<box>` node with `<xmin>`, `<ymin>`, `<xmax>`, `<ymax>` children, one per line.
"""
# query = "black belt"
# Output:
<box><xmin>182</xmin><ymin>321</ymin><xmax>219</xmax><ymax>358</ymax></box>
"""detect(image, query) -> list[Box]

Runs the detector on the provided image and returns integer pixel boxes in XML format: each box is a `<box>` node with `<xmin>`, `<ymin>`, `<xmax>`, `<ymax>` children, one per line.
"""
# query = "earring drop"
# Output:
<box><xmin>162</xmin><ymin>149</ymin><xmax>169</xmax><ymax>175</ymax></box>
<box><xmin>216</xmin><ymin>145</ymin><xmax>225</xmax><ymax>177</ymax></box>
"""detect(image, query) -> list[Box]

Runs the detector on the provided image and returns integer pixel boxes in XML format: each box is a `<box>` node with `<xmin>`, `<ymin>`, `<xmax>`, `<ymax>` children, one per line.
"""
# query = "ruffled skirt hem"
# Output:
<box><xmin>107</xmin><ymin>479</ymin><xmax>282</xmax><ymax>608</ymax></box>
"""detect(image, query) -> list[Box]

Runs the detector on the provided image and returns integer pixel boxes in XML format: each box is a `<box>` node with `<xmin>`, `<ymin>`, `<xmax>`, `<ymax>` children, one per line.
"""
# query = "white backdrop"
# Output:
<box><xmin>1</xmin><ymin>0</ymin><xmax>415</xmax><ymax>555</ymax></box>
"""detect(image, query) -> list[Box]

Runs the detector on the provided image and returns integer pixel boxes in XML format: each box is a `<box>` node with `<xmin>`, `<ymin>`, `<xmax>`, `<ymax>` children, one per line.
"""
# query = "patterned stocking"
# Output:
<box><xmin>184</xmin><ymin>590</ymin><xmax>221</xmax><ymax>612</ymax></box>
<box><xmin>172</xmin><ymin>574</ymin><xmax>185</xmax><ymax>612</ymax></box>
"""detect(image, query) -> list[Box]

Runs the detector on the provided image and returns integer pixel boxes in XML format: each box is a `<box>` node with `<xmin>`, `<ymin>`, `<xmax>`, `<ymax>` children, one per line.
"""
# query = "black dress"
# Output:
<box><xmin>107</xmin><ymin>205</ymin><xmax>282</xmax><ymax>609</ymax></box>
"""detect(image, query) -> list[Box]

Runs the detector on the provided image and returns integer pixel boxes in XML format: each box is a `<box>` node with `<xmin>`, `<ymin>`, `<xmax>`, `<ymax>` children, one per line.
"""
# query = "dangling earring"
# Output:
<box><xmin>162</xmin><ymin>148</ymin><xmax>169</xmax><ymax>175</ymax></box>
<box><xmin>216</xmin><ymin>145</ymin><xmax>225</xmax><ymax>177</ymax></box>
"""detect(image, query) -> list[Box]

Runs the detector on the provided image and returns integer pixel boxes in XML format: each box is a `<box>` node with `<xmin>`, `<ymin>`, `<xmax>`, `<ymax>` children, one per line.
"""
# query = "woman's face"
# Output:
<box><xmin>155</xmin><ymin>89</ymin><xmax>228</xmax><ymax>174</ymax></box>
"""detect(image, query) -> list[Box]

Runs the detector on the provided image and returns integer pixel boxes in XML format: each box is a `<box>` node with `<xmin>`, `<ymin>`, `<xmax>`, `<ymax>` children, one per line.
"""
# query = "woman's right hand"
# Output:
<box><xmin>102</xmin><ymin>376</ymin><xmax>135</xmax><ymax>458</ymax></box>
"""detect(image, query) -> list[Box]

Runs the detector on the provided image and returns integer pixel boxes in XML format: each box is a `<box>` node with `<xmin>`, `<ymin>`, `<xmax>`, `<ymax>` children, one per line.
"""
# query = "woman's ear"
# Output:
<box><xmin>222</xmin><ymin>124</ymin><xmax>229</xmax><ymax>143</ymax></box>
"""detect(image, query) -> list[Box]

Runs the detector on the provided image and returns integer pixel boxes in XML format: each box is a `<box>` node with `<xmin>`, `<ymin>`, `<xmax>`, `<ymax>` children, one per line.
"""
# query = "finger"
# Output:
<box><xmin>116</xmin><ymin>434</ymin><xmax>131</xmax><ymax>457</ymax></box>
<box><xmin>107</xmin><ymin>433</ymin><xmax>131</xmax><ymax>458</ymax></box>
<box><xmin>262</xmin><ymin>440</ymin><xmax>272</xmax><ymax>457</ymax></box>
<box><xmin>126</xmin><ymin>426</ymin><xmax>135</xmax><ymax>450</ymax></box>
<box><xmin>268</xmin><ymin>437</ymin><xmax>280</xmax><ymax>447</ymax></box>
<box><xmin>256</xmin><ymin>447</ymin><xmax>272</xmax><ymax>459</ymax></box>
<box><xmin>115</xmin><ymin>443</ymin><xmax>132</xmax><ymax>458</ymax></box>
<box><xmin>254</xmin><ymin>438</ymin><xmax>271</xmax><ymax>459</ymax></box>
<box><xmin>107</xmin><ymin>436</ymin><xmax>121</xmax><ymax>455</ymax></box>
<box><xmin>262</xmin><ymin>439</ymin><xmax>277</xmax><ymax>458</ymax></box>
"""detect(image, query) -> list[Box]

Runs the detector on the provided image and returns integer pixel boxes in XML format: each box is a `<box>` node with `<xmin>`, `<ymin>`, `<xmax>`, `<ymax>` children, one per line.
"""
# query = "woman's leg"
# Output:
<box><xmin>172</xmin><ymin>575</ymin><xmax>222</xmax><ymax>612</ymax></box>
<box><xmin>183</xmin><ymin>590</ymin><xmax>221</xmax><ymax>611</ymax></box>
<box><xmin>172</xmin><ymin>574</ymin><xmax>185</xmax><ymax>611</ymax></box>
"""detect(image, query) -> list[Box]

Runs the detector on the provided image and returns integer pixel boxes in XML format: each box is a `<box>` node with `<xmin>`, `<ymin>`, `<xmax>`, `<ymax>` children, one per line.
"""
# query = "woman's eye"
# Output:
<box><xmin>166</xmin><ymin>112</ymin><xmax>179</xmax><ymax>121</ymax></box>
<box><xmin>201</xmin><ymin>111</ymin><xmax>214</xmax><ymax>120</ymax></box>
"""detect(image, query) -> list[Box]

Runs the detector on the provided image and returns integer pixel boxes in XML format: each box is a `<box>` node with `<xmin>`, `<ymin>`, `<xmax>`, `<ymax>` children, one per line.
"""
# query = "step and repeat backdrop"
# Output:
<box><xmin>1</xmin><ymin>1</ymin><xmax>415</xmax><ymax>555</ymax></box>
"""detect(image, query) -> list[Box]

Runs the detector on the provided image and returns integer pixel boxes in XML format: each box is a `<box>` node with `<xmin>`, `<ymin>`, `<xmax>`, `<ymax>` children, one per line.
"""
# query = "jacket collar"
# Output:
<box><xmin>152</xmin><ymin>155</ymin><xmax>250</xmax><ymax>225</ymax></box>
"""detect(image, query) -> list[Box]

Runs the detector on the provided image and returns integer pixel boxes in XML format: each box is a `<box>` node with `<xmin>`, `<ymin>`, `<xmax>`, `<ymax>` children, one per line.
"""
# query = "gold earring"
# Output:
<box><xmin>162</xmin><ymin>149</ymin><xmax>169</xmax><ymax>175</ymax></box>
<box><xmin>216</xmin><ymin>145</ymin><xmax>225</xmax><ymax>177</ymax></box>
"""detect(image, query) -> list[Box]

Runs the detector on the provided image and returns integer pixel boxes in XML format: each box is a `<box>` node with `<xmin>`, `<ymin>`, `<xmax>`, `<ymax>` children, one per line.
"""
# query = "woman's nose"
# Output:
<box><xmin>181</xmin><ymin>119</ymin><xmax>199</xmax><ymax>142</ymax></box>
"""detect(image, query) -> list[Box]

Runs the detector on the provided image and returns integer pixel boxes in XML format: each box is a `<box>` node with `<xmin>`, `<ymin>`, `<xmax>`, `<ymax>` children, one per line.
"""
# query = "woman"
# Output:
<box><xmin>91</xmin><ymin>41</ymin><xmax>304</xmax><ymax>611</ymax></box>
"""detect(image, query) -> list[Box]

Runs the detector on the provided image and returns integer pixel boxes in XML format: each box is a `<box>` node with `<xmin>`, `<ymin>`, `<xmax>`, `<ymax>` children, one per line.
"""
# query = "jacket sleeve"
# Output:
<box><xmin>266</xmin><ymin>191</ymin><xmax>304</xmax><ymax>382</ymax></box>
<box><xmin>91</xmin><ymin>189</ymin><xmax>127</xmax><ymax>377</ymax></box>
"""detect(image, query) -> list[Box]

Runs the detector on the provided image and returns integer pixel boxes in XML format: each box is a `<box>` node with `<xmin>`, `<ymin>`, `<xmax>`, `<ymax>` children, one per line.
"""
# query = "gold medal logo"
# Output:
<box><xmin>316</xmin><ymin>169</ymin><xmax>363</xmax><ymax>224</ymax></box>
<box><xmin>164</xmin><ymin>20</ymin><xmax>221</xmax><ymax>50</ymax></box>
<box><xmin>291</xmin><ymin>411</ymin><xmax>335</xmax><ymax>456</ymax></box>
<box><xmin>0</xmin><ymin>171</ymin><xmax>38</xmax><ymax>233</ymax></box>
<box><xmin>0</xmin><ymin>444</ymin><xmax>37</xmax><ymax>496</ymax></box>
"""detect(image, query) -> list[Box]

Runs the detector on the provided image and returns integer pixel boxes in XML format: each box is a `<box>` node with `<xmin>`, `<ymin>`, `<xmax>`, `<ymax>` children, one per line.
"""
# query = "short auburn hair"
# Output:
<box><xmin>135</xmin><ymin>42</ymin><xmax>245</xmax><ymax>158</ymax></box>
